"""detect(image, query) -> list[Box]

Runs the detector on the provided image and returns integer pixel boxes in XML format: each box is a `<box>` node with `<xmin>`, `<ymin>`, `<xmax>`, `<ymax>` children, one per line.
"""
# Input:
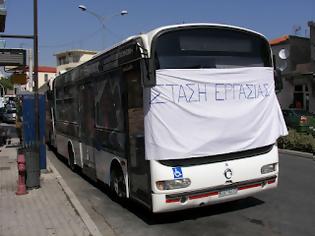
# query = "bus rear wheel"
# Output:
<box><xmin>110</xmin><ymin>167</ymin><xmax>126</xmax><ymax>200</ymax></box>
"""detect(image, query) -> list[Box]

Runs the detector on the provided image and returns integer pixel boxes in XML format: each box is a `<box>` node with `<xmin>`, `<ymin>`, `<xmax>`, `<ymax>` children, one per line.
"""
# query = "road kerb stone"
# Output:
<box><xmin>47</xmin><ymin>158</ymin><xmax>110</xmax><ymax>236</ymax></box>
<box><xmin>279</xmin><ymin>149</ymin><xmax>314</xmax><ymax>160</ymax></box>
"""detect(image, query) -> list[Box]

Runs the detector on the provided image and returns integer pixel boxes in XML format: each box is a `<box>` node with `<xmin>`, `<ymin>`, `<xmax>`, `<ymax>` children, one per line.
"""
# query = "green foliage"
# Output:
<box><xmin>278</xmin><ymin>129</ymin><xmax>315</xmax><ymax>153</ymax></box>
<box><xmin>0</xmin><ymin>77</ymin><xmax>13</xmax><ymax>90</ymax></box>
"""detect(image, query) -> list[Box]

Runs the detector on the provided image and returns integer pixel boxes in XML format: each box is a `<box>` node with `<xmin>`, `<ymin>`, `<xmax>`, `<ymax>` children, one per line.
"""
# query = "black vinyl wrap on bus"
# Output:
<box><xmin>159</xmin><ymin>144</ymin><xmax>274</xmax><ymax>167</ymax></box>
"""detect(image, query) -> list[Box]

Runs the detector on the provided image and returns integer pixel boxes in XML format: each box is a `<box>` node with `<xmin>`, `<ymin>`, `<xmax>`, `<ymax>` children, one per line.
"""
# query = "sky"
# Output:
<box><xmin>3</xmin><ymin>0</ymin><xmax>315</xmax><ymax>66</ymax></box>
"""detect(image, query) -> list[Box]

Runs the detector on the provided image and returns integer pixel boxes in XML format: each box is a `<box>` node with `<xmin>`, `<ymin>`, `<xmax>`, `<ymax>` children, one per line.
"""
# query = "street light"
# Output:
<box><xmin>78</xmin><ymin>5</ymin><xmax>87</xmax><ymax>11</ymax></box>
<box><xmin>78</xmin><ymin>5</ymin><xmax>128</xmax><ymax>48</ymax></box>
<box><xmin>78</xmin><ymin>5</ymin><xmax>128</xmax><ymax>29</ymax></box>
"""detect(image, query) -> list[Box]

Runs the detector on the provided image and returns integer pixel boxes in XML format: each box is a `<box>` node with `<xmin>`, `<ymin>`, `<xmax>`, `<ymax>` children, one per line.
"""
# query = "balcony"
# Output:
<box><xmin>0</xmin><ymin>0</ymin><xmax>6</xmax><ymax>32</ymax></box>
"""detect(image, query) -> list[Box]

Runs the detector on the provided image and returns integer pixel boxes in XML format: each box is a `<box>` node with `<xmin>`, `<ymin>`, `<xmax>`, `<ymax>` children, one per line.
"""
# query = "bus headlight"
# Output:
<box><xmin>156</xmin><ymin>178</ymin><xmax>191</xmax><ymax>190</ymax></box>
<box><xmin>261</xmin><ymin>163</ymin><xmax>277</xmax><ymax>174</ymax></box>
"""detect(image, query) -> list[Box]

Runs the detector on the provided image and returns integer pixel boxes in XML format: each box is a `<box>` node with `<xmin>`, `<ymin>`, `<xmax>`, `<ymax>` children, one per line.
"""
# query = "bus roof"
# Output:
<box><xmin>93</xmin><ymin>23</ymin><xmax>268</xmax><ymax>59</ymax></box>
<box><xmin>56</xmin><ymin>23</ymin><xmax>269</xmax><ymax>78</ymax></box>
<box><xmin>144</xmin><ymin>23</ymin><xmax>267</xmax><ymax>42</ymax></box>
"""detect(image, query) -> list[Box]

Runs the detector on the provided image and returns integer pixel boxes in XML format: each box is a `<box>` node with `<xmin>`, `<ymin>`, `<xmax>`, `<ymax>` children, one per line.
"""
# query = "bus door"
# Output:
<box><xmin>79</xmin><ymin>82</ymin><xmax>97</xmax><ymax>180</ymax></box>
<box><xmin>124</xmin><ymin>62</ymin><xmax>151</xmax><ymax>206</ymax></box>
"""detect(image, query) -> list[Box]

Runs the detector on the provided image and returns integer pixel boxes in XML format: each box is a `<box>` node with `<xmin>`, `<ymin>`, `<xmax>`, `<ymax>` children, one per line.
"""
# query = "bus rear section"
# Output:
<box><xmin>139</xmin><ymin>25</ymin><xmax>287</xmax><ymax>212</ymax></box>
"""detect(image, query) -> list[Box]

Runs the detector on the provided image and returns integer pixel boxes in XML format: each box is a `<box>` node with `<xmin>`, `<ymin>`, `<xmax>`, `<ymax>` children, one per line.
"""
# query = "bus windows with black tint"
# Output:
<box><xmin>155</xmin><ymin>28</ymin><xmax>272</xmax><ymax>70</ymax></box>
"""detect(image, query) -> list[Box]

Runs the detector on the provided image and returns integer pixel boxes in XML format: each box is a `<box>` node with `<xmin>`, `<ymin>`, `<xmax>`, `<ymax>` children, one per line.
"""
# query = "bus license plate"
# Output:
<box><xmin>219</xmin><ymin>188</ymin><xmax>238</xmax><ymax>198</ymax></box>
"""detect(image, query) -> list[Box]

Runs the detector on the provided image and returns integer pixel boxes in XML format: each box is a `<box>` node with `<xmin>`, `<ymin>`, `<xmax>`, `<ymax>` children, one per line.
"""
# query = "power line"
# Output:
<box><xmin>5</xmin><ymin>27</ymin><xmax>109</xmax><ymax>49</ymax></box>
<box><xmin>41</xmin><ymin>26</ymin><xmax>123</xmax><ymax>49</ymax></box>
<box><xmin>14</xmin><ymin>26</ymin><xmax>124</xmax><ymax>50</ymax></box>
<box><xmin>41</xmin><ymin>27</ymin><xmax>103</xmax><ymax>48</ymax></box>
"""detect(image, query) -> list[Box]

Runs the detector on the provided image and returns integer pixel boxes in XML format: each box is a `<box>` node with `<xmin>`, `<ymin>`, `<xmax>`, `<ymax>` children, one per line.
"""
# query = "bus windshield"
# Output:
<box><xmin>154</xmin><ymin>27</ymin><xmax>272</xmax><ymax>69</ymax></box>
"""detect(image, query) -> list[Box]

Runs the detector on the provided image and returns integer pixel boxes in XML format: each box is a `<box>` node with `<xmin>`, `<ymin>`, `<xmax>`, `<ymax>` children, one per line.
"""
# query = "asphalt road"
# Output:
<box><xmin>47</xmin><ymin>149</ymin><xmax>315</xmax><ymax>236</ymax></box>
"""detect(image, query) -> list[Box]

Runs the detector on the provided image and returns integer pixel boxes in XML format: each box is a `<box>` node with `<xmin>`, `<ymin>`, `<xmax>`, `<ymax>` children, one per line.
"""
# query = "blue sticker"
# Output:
<box><xmin>172</xmin><ymin>167</ymin><xmax>183</xmax><ymax>179</ymax></box>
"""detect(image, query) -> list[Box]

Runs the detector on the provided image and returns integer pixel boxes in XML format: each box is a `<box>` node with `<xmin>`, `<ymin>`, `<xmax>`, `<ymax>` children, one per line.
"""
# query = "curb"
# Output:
<box><xmin>47</xmin><ymin>158</ymin><xmax>105</xmax><ymax>236</ymax></box>
<box><xmin>279</xmin><ymin>149</ymin><xmax>314</xmax><ymax>160</ymax></box>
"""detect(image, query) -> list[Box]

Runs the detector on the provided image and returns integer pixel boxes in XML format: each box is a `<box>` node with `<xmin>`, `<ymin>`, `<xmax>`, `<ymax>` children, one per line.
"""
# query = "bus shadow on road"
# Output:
<box><xmin>123</xmin><ymin>197</ymin><xmax>265</xmax><ymax>225</ymax></box>
<box><xmin>75</xmin><ymin>169</ymin><xmax>266</xmax><ymax>225</ymax></box>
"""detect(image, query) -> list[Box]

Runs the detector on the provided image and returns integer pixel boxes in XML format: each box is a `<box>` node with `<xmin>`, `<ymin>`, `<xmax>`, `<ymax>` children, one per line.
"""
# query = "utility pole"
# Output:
<box><xmin>0</xmin><ymin>0</ymin><xmax>41</xmax><ymax>187</ymax></box>
<box><xmin>33</xmin><ymin>0</ymin><xmax>39</xmax><ymax>161</ymax></box>
<box><xmin>27</xmin><ymin>48</ymin><xmax>33</xmax><ymax>91</ymax></box>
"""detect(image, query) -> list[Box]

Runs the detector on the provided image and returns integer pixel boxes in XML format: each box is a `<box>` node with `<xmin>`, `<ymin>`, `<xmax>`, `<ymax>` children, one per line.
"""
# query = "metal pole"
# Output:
<box><xmin>0</xmin><ymin>34</ymin><xmax>34</xmax><ymax>39</ymax></box>
<box><xmin>28</xmin><ymin>49</ymin><xmax>33</xmax><ymax>91</ymax></box>
<box><xmin>33</xmin><ymin>0</ymin><xmax>38</xmax><ymax>94</ymax></box>
<box><xmin>33</xmin><ymin>0</ymin><xmax>40</xmax><ymax>181</ymax></box>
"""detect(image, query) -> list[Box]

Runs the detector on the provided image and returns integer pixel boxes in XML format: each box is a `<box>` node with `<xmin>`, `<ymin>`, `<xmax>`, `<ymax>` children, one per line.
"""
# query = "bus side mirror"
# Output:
<box><xmin>274</xmin><ymin>69</ymin><xmax>283</xmax><ymax>93</ymax></box>
<box><xmin>135</xmin><ymin>42</ymin><xmax>156</xmax><ymax>88</ymax></box>
<box><xmin>273</xmin><ymin>54</ymin><xmax>283</xmax><ymax>93</ymax></box>
<box><xmin>142</xmin><ymin>58</ymin><xmax>156</xmax><ymax>87</ymax></box>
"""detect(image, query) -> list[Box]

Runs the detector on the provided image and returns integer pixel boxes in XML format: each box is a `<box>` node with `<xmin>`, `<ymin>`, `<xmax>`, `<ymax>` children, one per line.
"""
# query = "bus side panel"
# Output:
<box><xmin>124</xmin><ymin>61</ymin><xmax>152</xmax><ymax>208</ymax></box>
<box><xmin>94</xmin><ymin>128</ymin><xmax>127</xmax><ymax>182</ymax></box>
<box><xmin>55</xmin><ymin>120</ymin><xmax>80</xmax><ymax>161</ymax></box>
<box><xmin>55</xmin><ymin>133</ymin><xmax>80</xmax><ymax>166</ymax></box>
<box><xmin>128</xmin><ymin>135</ymin><xmax>152</xmax><ymax>208</ymax></box>
<box><xmin>81</xmin><ymin>143</ymin><xmax>97</xmax><ymax>180</ymax></box>
<box><xmin>71</xmin><ymin>139</ymin><xmax>82</xmax><ymax>167</ymax></box>
<box><xmin>78</xmin><ymin>82</ymin><xmax>97</xmax><ymax>180</ymax></box>
<box><xmin>94</xmin><ymin>148</ymin><xmax>115</xmax><ymax>185</ymax></box>
<box><xmin>55</xmin><ymin>133</ymin><xmax>69</xmax><ymax>159</ymax></box>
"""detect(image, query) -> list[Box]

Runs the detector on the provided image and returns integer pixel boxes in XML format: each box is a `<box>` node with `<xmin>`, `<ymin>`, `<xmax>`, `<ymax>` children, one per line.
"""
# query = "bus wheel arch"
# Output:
<box><xmin>110</xmin><ymin>160</ymin><xmax>126</xmax><ymax>200</ymax></box>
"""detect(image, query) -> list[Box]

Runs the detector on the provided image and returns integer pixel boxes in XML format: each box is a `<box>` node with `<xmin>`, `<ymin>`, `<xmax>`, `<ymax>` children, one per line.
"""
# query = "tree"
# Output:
<box><xmin>0</xmin><ymin>77</ymin><xmax>13</xmax><ymax>96</ymax></box>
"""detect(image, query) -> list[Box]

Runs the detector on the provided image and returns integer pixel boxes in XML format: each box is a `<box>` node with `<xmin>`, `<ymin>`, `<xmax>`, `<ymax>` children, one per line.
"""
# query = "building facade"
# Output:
<box><xmin>54</xmin><ymin>49</ymin><xmax>97</xmax><ymax>74</ymax></box>
<box><xmin>22</xmin><ymin>66</ymin><xmax>56</xmax><ymax>91</ymax></box>
<box><xmin>271</xmin><ymin>21</ymin><xmax>315</xmax><ymax>112</ymax></box>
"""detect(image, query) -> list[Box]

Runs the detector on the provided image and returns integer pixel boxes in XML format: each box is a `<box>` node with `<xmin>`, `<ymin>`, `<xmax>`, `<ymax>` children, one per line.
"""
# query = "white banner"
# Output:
<box><xmin>144</xmin><ymin>67</ymin><xmax>288</xmax><ymax>160</ymax></box>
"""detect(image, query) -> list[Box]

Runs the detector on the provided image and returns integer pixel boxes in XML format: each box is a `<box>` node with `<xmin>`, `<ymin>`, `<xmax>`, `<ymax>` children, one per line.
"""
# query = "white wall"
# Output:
<box><xmin>55</xmin><ymin>51</ymin><xmax>96</xmax><ymax>74</ymax></box>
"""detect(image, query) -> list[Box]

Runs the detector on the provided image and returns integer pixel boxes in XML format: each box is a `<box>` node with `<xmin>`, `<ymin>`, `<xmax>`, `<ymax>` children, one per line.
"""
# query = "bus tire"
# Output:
<box><xmin>68</xmin><ymin>146</ymin><xmax>76</xmax><ymax>172</ymax></box>
<box><xmin>110</xmin><ymin>165</ymin><xmax>126</xmax><ymax>200</ymax></box>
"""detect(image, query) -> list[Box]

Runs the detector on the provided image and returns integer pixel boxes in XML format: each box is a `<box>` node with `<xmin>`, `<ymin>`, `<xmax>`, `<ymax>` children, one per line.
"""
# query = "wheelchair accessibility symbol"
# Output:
<box><xmin>172</xmin><ymin>167</ymin><xmax>183</xmax><ymax>179</ymax></box>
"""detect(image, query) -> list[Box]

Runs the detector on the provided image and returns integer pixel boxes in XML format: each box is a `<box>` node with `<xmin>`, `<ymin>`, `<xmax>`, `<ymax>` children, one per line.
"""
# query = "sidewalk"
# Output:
<box><xmin>0</xmin><ymin>138</ymin><xmax>91</xmax><ymax>236</ymax></box>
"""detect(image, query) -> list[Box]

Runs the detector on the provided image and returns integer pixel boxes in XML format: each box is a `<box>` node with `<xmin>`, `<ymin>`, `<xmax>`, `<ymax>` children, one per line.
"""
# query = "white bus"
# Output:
<box><xmin>48</xmin><ymin>23</ymin><xmax>287</xmax><ymax>213</ymax></box>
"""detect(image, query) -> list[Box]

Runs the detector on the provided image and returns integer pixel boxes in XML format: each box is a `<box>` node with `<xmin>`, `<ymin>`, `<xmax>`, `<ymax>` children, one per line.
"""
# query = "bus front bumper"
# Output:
<box><xmin>151</xmin><ymin>175</ymin><xmax>277</xmax><ymax>213</ymax></box>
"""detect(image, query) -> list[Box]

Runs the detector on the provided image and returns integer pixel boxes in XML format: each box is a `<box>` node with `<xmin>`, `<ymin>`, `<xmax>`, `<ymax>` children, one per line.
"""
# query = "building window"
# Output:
<box><xmin>44</xmin><ymin>74</ymin><xmax>49</xmax><ymax>82</ymax></box>
<box><xmin>58</xmin><ymin>56</ymin><xmax>69</xmax><ymax>65</ymax></box>
<box><xmin>95</xmin><ymin>70</ymin><xmax>124</xmax><ymax>131</ymax></box>
<box><xmin>72</xmin><ymin>55</ymin><xmax>80</xmax><ymax>63</ymax></box>
<box><xmin>58</xmin><ymin>56</ymin><xmax>65</xmax><ymax>65</ymax></box>
<box><xmin>293</xmin><ymin>84</ymin><xmax>309</xmax><ymax>111</ymax></box>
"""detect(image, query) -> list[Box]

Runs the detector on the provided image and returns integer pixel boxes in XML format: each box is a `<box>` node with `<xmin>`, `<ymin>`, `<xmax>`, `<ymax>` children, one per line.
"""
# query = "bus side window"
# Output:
<box><xmin>125</xmin><ymin>63</ymin><xmax>144</xmax><ymax>136</ymax></box>
<box><xmin>95</xmin><ymin>70</ymin><xmax>125</xmax><ymax>132</ymax></box>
